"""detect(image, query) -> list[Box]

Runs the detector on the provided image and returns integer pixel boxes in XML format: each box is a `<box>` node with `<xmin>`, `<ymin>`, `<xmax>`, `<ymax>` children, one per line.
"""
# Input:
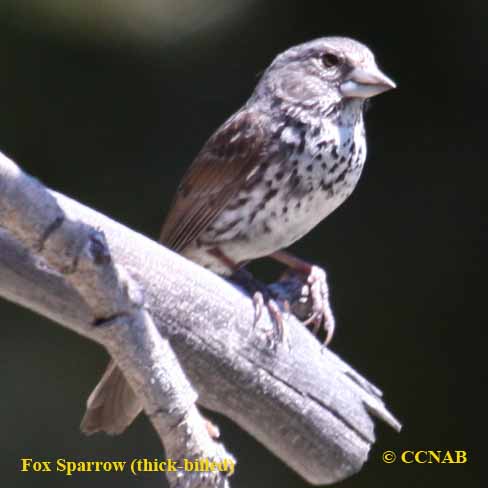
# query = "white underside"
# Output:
<box><xmin>185</xmin><ymin>105</ymin><xmax>367</xmax><ymax>274</ymax></box>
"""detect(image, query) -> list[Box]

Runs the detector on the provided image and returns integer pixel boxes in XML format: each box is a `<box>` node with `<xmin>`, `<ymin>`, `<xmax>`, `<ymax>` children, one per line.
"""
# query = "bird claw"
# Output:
<box><xmin>252</xmin><ymin>292</ymin><xmax>286</xmax><ymax>348</ymax></box>
<box><xmin>233</xmin><ymin>265</ymin><xmax>334</xmax><ymax>347</ymax></box>
<box><xmin>231</xmin><ymin>269</ymin><xmax>287</xmax><ymax>348</ymax></box>
<box><xmin>270</xmin><ymin>264</ymin><xmax>336</xmax><ymax>345</ymax></box>
<box><xmin>304</xmin><ymin>265</ymin><xmax>335</xmax><ymax>345</ymax></box>
<box><xmin>252</xmin><ymin>290</ymin><xmax>264</xmax><ymax>325</ymax></box>
<box><xmin>266</xmin><ymin>298</ymin><xmax>285</xmax><ymax>345</ymax></box>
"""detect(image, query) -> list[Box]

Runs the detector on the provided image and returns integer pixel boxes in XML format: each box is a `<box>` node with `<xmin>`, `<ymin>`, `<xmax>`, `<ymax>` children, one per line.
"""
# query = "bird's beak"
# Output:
<box><xmin>340</xmin><ymin>66</ymin><xmax>396</xmax><ymax>99</ymax></box>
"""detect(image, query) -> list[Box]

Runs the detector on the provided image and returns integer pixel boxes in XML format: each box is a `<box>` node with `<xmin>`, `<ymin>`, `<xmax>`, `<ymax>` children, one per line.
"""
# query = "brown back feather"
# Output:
<box><xmin>159</xmin><ymin>107</ymin><xmax>271</xmax><ymax>252</ymax></box>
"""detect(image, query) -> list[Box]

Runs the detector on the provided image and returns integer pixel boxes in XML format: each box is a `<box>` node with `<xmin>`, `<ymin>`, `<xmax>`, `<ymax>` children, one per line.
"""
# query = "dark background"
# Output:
<box><xmin>0</xmin><ymin>0</ymin><xmax>484</xmax><ymax>487</ymax></box>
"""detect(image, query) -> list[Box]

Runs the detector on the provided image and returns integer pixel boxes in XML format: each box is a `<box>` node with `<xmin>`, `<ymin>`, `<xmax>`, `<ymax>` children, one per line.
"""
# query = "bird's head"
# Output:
<box><xmin>255</xmin><ymin>37</ymin><xmax>396</xmax><ymax>109</ymax></box>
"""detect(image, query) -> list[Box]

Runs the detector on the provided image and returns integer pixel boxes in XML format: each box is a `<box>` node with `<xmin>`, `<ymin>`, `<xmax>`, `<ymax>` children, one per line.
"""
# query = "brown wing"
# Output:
<box><xmin>160</xmin><ymin>107</ymin><xmax>271</xmax><ymax>252</ymax></box>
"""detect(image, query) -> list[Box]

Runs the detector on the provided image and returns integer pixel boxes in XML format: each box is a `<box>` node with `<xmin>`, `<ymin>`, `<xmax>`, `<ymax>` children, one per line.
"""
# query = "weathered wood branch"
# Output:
<box><xmin>0</xmin><ymin>151</ymin><xmax>400</xmax><ymax>486</ymax></box>
<box><xmin>0</xmin><ymin>152</ymin><xmax>232</xmax><ymax>488</ymax></box>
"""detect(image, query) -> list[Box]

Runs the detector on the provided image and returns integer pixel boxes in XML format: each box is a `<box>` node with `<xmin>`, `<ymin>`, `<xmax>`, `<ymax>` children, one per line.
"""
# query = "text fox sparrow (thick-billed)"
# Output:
<box><xmin>81</xmin><ymin>37</ymin><xmax>395</xmax><ymax>435</ymax></box>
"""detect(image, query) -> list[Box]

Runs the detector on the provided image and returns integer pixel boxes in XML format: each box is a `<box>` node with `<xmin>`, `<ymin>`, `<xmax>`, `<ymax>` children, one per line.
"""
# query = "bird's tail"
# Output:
<box><xmin>80</xmin><ymin>360</ymin><xmax>142</xmax><ymax>435</ymax></box>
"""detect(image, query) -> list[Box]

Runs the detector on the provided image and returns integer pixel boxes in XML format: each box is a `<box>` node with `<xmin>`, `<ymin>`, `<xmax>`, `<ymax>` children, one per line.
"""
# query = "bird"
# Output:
<box><xmin>81</xmin><ymin>36</ymin><xmax>395</xmax><ymax>435</ymax></box>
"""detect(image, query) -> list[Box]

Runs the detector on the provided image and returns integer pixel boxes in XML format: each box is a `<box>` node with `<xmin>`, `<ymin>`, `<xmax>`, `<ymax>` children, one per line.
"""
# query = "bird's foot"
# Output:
<box><xmin>299</xmin><ymin>265</ymin><xmax>335</xmax><ymax>344</ymax></box>
<box><xmin>270</xmin><ymin>251</ymin><xmax>336</xmax><ymax>345</ymax></box>
<box><xmin>230</xmin><ymin>268</ymin><xmax>287</xmax><ymax>348</ymax></box>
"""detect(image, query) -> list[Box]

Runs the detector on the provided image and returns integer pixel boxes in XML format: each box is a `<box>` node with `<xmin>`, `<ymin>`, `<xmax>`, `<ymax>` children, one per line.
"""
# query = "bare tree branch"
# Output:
<box><xmin>0</xmin><ymin>151</ymin><xmax>400</xmax><ymax>486</ymax></box>
<box><xmin>0</xmin><ymin>152</ymin><xmax>233</xmax><ymax>488</ymax></box>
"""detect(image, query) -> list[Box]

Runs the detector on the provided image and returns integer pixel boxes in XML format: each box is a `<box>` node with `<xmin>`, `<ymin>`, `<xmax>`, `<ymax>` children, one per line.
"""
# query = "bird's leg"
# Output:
<box><xmin>270</xmin><ymin>250</ymin><xmax>335</xmax><ymax>345</ymax></box>
<box><xmin>208</xmin><ymin>248</ymin><xmax>285</xmax><ymax>346</ymax></box>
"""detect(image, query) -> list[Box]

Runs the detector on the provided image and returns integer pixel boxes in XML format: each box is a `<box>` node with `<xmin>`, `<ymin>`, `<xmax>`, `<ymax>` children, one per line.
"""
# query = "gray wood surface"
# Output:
<box><xmin>0</xmin><ymin>152</ymin><xmax>400</xmax><ymax>486</ymax></box>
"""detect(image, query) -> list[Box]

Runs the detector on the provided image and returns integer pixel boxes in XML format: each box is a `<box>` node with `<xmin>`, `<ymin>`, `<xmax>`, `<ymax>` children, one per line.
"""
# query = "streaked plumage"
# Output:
<box><xmin>81</xmin><ymin>37</ymin><xmax>395</xmax><ymax>436</ymax></box>
<box><xmin>160</xmin><ymin>37</ymin><xmax>394</xmax><ymax>274</ymax></box>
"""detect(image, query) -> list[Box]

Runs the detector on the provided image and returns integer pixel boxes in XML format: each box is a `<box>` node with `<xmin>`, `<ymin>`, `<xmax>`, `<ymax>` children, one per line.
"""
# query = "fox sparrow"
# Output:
<box><xmin>81</xmin><ymin>37</ymin><xmax>395</xmax><ymax>434</ymax></box>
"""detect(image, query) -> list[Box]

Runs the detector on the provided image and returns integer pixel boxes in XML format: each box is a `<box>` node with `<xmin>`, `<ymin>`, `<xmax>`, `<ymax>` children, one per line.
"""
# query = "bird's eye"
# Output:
<box><xmin>322</xmin><ymin>52</ymin><xmax>341</xmax><ymax>68</ymax></box>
